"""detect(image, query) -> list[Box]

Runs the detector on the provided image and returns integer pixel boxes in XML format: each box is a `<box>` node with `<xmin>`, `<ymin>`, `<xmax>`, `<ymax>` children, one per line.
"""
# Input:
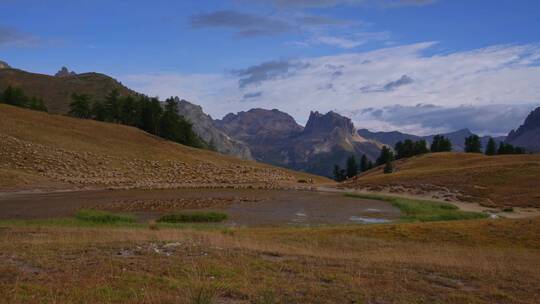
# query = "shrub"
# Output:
<box><xmin>502</xmin><ymin>207</ymin><xmax>514</xmax><ymax>212</ymax></box>
<box><xmin>157</xmin><ymin>212</ymin><xmax>228</xmax><ymax>223</ymax></box>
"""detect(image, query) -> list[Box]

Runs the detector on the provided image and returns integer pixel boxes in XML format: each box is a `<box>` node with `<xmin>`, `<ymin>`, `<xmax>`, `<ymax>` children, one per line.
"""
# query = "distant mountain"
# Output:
<box><xmin>175</xmin><ymin>98</ymin><xmax>253</xmax><ymax>160</ymax></box>
<box><xmin>506</xmin><ymin>107</ymin><xmax>540</xmax><ymax>152</ymax></box>
<box><xmin>0</xmin><ymin>68</ymin><xmax>136</xmax><ymax>114</ymax></box>
<box><xmin>216</xmin><ymin>109</ymin><xmax>382</xmax><ymax>177</ymax></box>
<box><xmin>0</xmin><ymin>60</ymin><xmax>11</xmax><ymax>69</ymax></box>
<box><xmin>215</xmin><ymin>109</ymin><xmax>303</xmax><ymax>165</ymax></box>
<box><xmin>357</xmin><ymin>129</ymin><xmax>422</xmax><ymax>149</ymax></box>
<box><xmin>359</xmin><ymin>128</ymin><xmax>505</xmax><ymax>152</ymax></box>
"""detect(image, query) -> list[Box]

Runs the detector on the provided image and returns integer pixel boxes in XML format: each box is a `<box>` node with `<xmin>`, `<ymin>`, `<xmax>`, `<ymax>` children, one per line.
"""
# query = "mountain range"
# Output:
<box><xmin>1</xmin><ymin>61</ymin><xmax>538</xmax><ymax>177</ymax></box>
<box><xmin>214</xmin><ymin>109</ymin><xmax>382</xmax><ymax>177</ymax></box>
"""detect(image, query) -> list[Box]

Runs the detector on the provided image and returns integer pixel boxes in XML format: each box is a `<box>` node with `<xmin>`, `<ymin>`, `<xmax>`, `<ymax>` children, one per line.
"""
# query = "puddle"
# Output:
<box><xmin>349</xmin><ymin>216</ymin><xmax>391</xmax><ymax>224</ymax></box>
<box><xmin>365</xmin><ymin>208</ymin><xmax>382</xmax><ymax>212</ymax></box>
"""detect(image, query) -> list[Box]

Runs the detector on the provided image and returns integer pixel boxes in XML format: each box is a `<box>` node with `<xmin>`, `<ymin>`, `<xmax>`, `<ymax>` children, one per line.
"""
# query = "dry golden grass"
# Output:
<box><xmin>345</xmin><ymin>152</ymin><xmax>540</xmax><ymax>208</ymax></box>
<box><xmin>0</xmin><ymin>105</ymin><xmax>329</xmax><ymax>191</ymax></box>
<box><xmin>0</xmin><ymin>217</ymin><xmax>539</xmax><ymax>303</ymax></box>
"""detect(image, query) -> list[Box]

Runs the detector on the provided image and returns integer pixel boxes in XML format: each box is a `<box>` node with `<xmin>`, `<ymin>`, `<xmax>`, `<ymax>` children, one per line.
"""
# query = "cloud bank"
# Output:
<box><xmin>123</xmin><ymin>42</ymin><xmax>540</xmax><ymax>135</ymax></box>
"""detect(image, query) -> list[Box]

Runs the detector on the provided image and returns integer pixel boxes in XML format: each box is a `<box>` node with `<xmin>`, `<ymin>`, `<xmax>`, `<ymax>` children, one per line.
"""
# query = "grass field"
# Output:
<box><xmin>344</xmin><ymin>152</ymin><xmax>540</xmax><ymax>208</ymax></box>
<box><xmin>0</xmin><ymin>216</ymin><xmax>539</xmax><ymax>303</ymax></box>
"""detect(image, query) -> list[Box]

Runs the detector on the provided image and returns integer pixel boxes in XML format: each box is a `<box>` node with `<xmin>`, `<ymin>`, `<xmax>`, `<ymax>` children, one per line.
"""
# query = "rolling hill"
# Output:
<box><xmin>0</xmin><ymin>104</ymin><xmax>328</xmax><ymax>192</ymax></box>
<box><xmin>0</xmin><ymin>68</ymin><xmax>136</xmax><ymax>114</ymax></box>
<box><xmin>343</xmin><ymin>152</ymin><xmax>540</xmax><ymax>208</ymax></box>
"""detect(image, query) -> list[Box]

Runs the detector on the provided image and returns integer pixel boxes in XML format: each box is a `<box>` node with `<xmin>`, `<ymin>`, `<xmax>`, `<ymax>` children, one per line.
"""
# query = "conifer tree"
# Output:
<box><xmin>346</xmin><ymin>155</ymin><xmax>358</xmax><ymax>179</ymax></box>
<box><xmin>464</xmin><ymin>135</ymin><xmax>482</xmax><ymax>153</ymax></box>
<box><xmin>485</xmin><ymin>137</ymin><xmax>497</xmax><ymax>156</ymax></box>
<box><xmin>360</xmin><ymin>154</ymin><xmax>369</xmax><ymax>172</ymax></box>
<box><xmin>69</xmin><ymin>93</ymin><xmax>92</xmax><ymax>119</ymax></box>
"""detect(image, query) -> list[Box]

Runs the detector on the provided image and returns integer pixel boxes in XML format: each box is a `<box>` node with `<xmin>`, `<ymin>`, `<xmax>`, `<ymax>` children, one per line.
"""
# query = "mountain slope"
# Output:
<box><xmin>0</xmin><ymin>68</ymin><xmax>136</xmax><ymax>114</ymax></box>
<box><xmin>343</xmin><ymin>152</ymin><xmax>540</xmax><ymax>207</ymax></box>
<box><xmin>0</xmin><ymin>104</ymin><xmax>328</xmax><ymax>191</ymax></box>
<box><xmin>506</xmin><ymin>106</ymin><xmax>540</xmax><ymax>152</ymax></box>
<box><xmin>176</xmin><ymin>98</ymin><xmax>253</xmax><ymax>160</ymax></box>
<box><xmin>216</xmin><ymin>109</ymin><xmax>382</xmax><ymax>177</ymax></box>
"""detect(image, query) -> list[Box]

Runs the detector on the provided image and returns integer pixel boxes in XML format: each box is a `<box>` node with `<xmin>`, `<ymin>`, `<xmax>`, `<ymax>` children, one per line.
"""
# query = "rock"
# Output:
<box><xmin>54</xmin><ymin>66</ymin><xmax>77</xmax><ymax>77</ymax></box>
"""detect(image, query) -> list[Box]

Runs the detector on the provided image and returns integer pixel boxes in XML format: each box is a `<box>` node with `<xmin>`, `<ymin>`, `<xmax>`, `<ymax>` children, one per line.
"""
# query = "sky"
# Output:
<box><xmin>1</xmin><ymin>0</ymin><xmax>540</xmax><ymax>135</ymax></box>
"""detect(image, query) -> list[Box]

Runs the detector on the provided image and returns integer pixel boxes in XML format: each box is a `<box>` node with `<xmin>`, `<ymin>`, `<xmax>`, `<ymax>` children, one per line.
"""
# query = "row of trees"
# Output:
<box><xmin>0</xmin><ymin>86</ymin><xmax>48</xmax><ymax>112</ymax></box>
<box><xmin>333</xmin><ymin>133</ymin><xmax>527</xmax><ymax>181</ymax></box>
<box><xmin>333</xmin><ymin>154</ymin><xmax>374</xmax><ymax>182</ymax></box>
<box><xmin>394</xmin><ymin>139</ymin><xmax>429</xmax><ymax>159</ymax></box>
<box><xmin>69</xmin><ymin>90</ymin><xmax>206</xmax><ymax>148</ymax></box>
<box><xmin>484</xmin><ymin>137</ymin><xmax>525</xmax><ymax>155</ymax></box>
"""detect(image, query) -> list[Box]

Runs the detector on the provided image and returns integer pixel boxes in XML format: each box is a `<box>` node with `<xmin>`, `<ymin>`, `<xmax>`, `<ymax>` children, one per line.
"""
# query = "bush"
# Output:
<box><xmin>157</xmin><ymin>212</ymin><xmax>228</xmax><ymax>223</ymax></box>
<box><xmin>75</xmin><ymin>209</ymin><xmax>135</xmax><ymax>224</ymax></box>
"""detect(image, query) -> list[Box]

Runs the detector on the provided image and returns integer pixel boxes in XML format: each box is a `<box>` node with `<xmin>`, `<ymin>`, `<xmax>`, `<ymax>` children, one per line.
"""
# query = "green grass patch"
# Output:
<box><xmin>157</xmin><ymin>211</ymin><xmax>228</xmax><ymax>223</ymax></box>
<box><xmin>75</xmin><ymin>209</ymin><xmax>136</xmax><ymax>224</ymax></box>
<box><xmin>345</xmin><ymin>193</ymin><xmax>488</xmax><ymax>222</ymax></box>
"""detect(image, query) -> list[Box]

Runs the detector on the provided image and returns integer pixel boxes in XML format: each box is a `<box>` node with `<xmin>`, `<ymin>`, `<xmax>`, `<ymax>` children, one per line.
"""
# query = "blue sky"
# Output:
<box><xmin>1</xmin><ymin>0</ymin><xmax>540</xmax><ymax>135</ymax></box>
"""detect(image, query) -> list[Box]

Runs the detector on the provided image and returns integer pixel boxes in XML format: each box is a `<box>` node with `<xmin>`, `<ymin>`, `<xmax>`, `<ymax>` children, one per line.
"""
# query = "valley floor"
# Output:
<box><xmin>0</xmin><ymin>188</ymin><xmax>539</xmax><ymax>303</ymax></box>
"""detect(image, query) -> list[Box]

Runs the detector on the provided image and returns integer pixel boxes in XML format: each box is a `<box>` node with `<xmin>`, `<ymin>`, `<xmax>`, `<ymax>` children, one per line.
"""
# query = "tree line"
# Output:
<box><xmin>333</xmin><ymin>154</ymin><xmax>373</xmax><ymax>182</ymax></box>
<box><xmin>332</xmin><ymin>133</ymin><xmax>526</xmax><ymax>182</ymax></box>
<box><xmin>0</xmin><ymin>86</ymin><xmax>48</xmax><ymax>112</ymax></box>
<box><xmin>69</xmin><ymin>90</ymin><xmax>207</xmax><ymax>149</ymax></box>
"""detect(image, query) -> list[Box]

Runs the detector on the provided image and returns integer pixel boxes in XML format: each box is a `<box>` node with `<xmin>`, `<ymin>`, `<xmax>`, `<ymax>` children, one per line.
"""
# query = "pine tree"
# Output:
<box><xmin>431</xmin><ymin>135</ymin><xmax>452</xmax><ymax>152</ymax></box>
<box><xmin>91</xmin><ymin>101</ymin><xmax>107</xmax><ymax>121</ymax></box>
<box><xmin>333</xmin><ymin>164</ymin><xmax>346</xmax><ymax>182</ymax></box>
<box><xmin>346</xmin><ymin>155</ymin><xmax>358</xmax><ymax>179</ymax></box>
<box><xmin>383</xmin><ymin>159</ymin><xmax>394</xmax><ymax>174</ymax></box>
<box><xmin>376</xmin><ymin>146</ymin><xmax>394</xmax><ymax>166</ymax></box>
<box><xmin>69</xmin><ymin>93</ymin><xmax>92</xmax><ymax>119</ymax></box>
<box><xmin>464</xmin><ymin>135</ymin><xmax>482</xmax><ymax>153</ymax></box>
<box><xmin>360</xmin><ymin>154</ymin><xmax>369</xmax><ymax>173</ymax></box>
<box><xmin>103</xmin><ymin>89</ymin><xmax>121</xmax><ymax>122</ymax></box>
<box><xmin>485</xmin><ymin>137</ymin><xmax>497</xmax><ymax>156</ymax></box>
<box><xmin>414</xmin><ymin>139</ymin><xmax>429</xmax><ymax>155</ymax></box>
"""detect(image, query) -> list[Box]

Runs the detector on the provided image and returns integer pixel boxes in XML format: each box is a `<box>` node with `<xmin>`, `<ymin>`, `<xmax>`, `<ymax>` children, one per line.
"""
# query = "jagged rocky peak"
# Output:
<box><xmin>55</xmin><ymin>66</ymin><xmax>77</xmax><ymax>77</ymax></box>
<box><xmin>217</xmin><ymin>108</ymin><xmax>303</xmax><ymax>137</ymax></box>
<box><xmin>0</xmin><ymin>60</ymin><xmax>11</xmax><ymax>69</ymax></box>
<box><xmin>507</xmin><ymin>107</ymin><xmax>540</xmax><ymax>141</ymax></box>
<box><xmin>304</xmin><ymin>111</ymin><xmax>356</xmax><ymax>135</ymax></box>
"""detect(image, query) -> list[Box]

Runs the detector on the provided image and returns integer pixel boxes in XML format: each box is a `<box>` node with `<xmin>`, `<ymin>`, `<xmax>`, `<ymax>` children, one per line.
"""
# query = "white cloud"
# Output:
<box><xmin>312</xmin><ymin>35</ymin><xmax>365</xmax><ymax>49</ymax></box>
<box><xmin>121</xmin><ymin>42</ymin><xmax>540</xmax><ymax>134</ymax></box>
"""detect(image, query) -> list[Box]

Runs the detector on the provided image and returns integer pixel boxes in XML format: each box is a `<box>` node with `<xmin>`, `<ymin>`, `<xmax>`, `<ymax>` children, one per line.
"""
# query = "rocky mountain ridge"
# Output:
<box><xmin>215</xmin><ymin>109</ymin><xmax>382</xmax><ymax>177</ymax></box>
<box><xmin>506</xmin><ymin>106</ymin><xmax>540</xmax><ymax>152</ymax></box>
<box><xmin>175</xmin><ymin>98</ymin><xmax>253</xmax><ymax>160</ymax></box>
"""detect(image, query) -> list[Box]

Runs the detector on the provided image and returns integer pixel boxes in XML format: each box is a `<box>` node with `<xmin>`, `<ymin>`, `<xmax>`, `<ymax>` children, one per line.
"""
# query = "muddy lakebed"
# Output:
<box><xmin>0</xmin><ymin>188</ymin><xmax>400</xmax><ymax>226</ymax></box>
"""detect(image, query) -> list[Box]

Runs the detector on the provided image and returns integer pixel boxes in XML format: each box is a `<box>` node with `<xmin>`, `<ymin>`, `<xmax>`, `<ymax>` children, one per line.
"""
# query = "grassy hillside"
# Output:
<box><xmin>343</xmin><ymin>152</ymin><xmax>540</xmax><ymax>207</ymax></box>
<box><xmin>0</xmin><ymin>104</ymin><xmax>328</xmax><ymax>191</ymax></box>
<box><xmin>0</xmin><ymin>69</ymin><xmax>135</xmax><ymax>114</ymax></box>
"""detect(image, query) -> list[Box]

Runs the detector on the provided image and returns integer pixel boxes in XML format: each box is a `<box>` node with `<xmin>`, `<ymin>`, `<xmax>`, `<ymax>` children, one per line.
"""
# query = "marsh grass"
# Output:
<box><xmin>345</xmin><ymin>193</ymin><xmax>488</xmax><ymax>222</ymax></box>
<box><xmin>158</xmin><ymin>212</ymin><xmax>228</xmax><ymax>223</ymax></box>
<box><xmin>75</xmin><ymin>209</ymin><xmax>136</xmax><ymax>224</ymax></box>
